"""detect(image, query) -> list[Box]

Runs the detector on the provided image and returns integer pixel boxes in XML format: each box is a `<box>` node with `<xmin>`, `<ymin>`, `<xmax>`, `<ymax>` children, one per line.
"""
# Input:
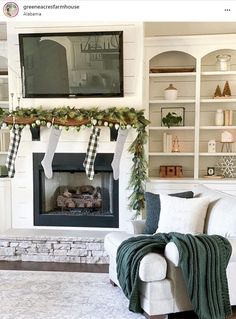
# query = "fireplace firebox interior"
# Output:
<box><xmin>33</xmin><ymin>153</ymin><xmax>119</xmax><ymax>228</ymax></box>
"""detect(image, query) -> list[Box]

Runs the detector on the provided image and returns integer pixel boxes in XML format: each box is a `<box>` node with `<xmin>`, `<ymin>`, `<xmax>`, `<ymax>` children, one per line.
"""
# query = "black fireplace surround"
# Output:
<box><xmin>33</xmin><ymin>153</ymin><xmax>119</xmax><ymax>228</ymax></box>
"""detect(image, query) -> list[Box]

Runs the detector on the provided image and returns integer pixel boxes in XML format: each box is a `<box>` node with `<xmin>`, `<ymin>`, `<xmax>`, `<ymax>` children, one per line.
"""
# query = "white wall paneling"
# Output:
<box><xmin>5</xmin><ymin>22</ymin><xmax>144</xmax><ymax>231</ymax></box>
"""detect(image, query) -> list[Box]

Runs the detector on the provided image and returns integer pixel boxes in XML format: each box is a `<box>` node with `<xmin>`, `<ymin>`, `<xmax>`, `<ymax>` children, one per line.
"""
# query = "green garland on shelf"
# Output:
<box><xmin>0</xmin><ymin>106</ymin><xmax>150</xmax><ymax>217</ymax></box>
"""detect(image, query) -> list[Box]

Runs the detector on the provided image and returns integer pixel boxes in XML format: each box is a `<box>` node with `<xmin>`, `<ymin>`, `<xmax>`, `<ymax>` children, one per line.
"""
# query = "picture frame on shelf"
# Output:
<box><xmin>161</xmin><ymin>107</ymin><xmax>185</xmax><ymax>127</ymax></box>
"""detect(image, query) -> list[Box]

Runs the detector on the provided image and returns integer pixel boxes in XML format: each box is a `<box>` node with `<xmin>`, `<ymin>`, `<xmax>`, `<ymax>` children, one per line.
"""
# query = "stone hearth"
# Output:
<box><xmin>0</xmin><ymin>229</ymin><xmax>109</xmax><ymax>264</ymax></box>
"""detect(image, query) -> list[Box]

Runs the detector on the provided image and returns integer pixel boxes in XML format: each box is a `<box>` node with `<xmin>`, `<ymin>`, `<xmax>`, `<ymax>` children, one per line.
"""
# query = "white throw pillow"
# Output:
<box><xmin>157</xmin><ymin>194</ymin><xmax>210</xmax><ymax>234</ymax></box>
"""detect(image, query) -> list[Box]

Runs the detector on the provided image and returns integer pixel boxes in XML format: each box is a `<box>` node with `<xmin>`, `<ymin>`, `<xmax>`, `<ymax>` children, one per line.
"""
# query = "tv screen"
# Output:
<box><xmin>19</xmin><ymin>31</ymin><xmax>124</xmax><ymax>98</ymax></box>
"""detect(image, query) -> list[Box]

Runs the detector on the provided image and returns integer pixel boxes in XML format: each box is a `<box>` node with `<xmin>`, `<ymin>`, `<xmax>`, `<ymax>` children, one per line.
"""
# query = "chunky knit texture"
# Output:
<box><xmin>116</xmin><ymin>233</ymin><xmax>232</xmax><ymax>319</ymax></box>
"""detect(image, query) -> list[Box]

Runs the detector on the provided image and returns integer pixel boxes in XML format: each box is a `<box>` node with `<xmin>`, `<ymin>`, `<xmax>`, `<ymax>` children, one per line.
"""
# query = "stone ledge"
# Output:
<box><xmin>0</xmin><ymin>228</ymin><xmax>111</xmax><ymax>241</ymax></box>
<box><xmin>0</xmin><ymin>229</ymin><xmax>114</xmax><ymax>264</ymax></box>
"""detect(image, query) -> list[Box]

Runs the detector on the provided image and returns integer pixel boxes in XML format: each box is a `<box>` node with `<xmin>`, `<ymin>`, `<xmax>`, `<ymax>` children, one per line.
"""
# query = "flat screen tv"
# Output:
<box><xmin>19</xmin><ymin>31</ymin><xmax>124</xmax><ymax>98</ymax></box>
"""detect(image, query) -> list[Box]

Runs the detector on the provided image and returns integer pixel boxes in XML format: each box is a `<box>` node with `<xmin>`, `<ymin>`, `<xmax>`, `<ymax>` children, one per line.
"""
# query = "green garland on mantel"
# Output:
<box><xmin>0</xmin><ymin>106</ymin><xmax>150</xmax><ymax>217</ymax></box>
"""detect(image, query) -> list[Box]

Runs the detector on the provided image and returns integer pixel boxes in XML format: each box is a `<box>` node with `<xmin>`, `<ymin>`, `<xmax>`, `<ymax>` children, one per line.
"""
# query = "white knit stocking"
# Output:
<box><xmin>41</xmin><ymin>127</ymin><xmax>61</xmax><ymax>179</ymax></box>
<box><xmin>111</xmin><ymin>129</ymin><xmax>129</xmax><ymax>180</ymax></box>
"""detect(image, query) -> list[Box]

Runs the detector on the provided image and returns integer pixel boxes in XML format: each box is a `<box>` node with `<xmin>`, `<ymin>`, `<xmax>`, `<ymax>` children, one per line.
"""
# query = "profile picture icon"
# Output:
<box><xmin>3</xmin><ymin>2</ymin><xmax>19</xmax><ymax>17</ymax></box>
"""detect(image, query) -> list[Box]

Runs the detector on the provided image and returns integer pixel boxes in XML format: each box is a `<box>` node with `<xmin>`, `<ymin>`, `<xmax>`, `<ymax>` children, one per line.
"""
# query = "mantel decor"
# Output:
<box><xmin>0</xmin><ymin>106</ymin><xmax>149</xmax><ymax>217</ymax></box>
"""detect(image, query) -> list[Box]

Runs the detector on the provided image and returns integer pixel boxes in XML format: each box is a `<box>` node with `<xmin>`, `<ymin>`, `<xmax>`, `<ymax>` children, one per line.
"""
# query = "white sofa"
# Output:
<box><xmin>104</xmin><ymin>184</ymin><xmax>236</xmax><ymax>319</ymax></box>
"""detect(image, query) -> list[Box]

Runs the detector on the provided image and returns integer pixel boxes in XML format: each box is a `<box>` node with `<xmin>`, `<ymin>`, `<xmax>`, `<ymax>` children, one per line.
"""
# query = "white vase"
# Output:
<box><xmin>164</xmin><ymin>84</ymin><xmax>178</xmax><ymax>100</ymax></box>
<box><xmin>215</xmin><ymin>109</ymin><xmax>224</xmax><ymax>126</ymax></box>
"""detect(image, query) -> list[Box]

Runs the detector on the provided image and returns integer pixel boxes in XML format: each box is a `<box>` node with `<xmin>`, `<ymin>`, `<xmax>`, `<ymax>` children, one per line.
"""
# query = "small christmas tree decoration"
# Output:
<box><xmin>222</xmin><ymin>81</ymin><xmax>231</xmax><ymax>97</ymax></box>
<box><xmin>214</xmin><ymin>85</ymin><xmax>222</xmax><ymax>98</ymax></box>
<box><xmin>172</xmin><ymin>136</ymin><xmax>180</xmax><ymax>152</ymax></box>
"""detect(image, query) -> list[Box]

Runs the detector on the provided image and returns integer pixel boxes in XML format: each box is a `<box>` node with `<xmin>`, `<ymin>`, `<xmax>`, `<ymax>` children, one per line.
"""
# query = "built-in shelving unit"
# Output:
<box><xmin>145</xmin><ymin>34</ymin><xmax>236</xmax><ymax>188</ymax></box>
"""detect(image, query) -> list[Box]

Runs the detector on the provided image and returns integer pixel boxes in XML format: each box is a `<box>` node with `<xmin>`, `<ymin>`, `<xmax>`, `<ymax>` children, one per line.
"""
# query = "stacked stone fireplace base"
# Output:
<box><xmin>0</xmin><ymin>229</ymin><xmax>109</xmax><ymax>264</ymax></box>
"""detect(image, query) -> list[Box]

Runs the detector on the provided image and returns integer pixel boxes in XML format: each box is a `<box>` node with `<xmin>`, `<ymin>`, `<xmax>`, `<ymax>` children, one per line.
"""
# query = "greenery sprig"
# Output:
<box><xmin>0</xmin><ymin>106</ymin><xmax>150</xmax><ymax>217</ymax></box>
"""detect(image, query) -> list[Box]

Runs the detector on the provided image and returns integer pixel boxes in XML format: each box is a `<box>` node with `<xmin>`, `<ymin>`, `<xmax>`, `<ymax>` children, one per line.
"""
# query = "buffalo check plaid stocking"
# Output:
<box><xmin>83</xmin><ymin>127</ymin><xmax>101</xmax><ymax>180</ymax></box>
<box><xmin>5</xmin><ymin>126</ymin><xmax>23</xmax><ymax>178</ymax></box>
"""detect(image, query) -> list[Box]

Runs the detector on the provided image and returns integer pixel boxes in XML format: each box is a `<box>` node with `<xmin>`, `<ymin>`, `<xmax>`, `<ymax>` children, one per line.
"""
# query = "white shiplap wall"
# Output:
<box><xmin>7</xmin><ymin>22</ymin><xmax>144</xmax><ymax>109</ymax></box>
<box><xmin>6</xmin><ymin>22</ymin><xmax>144</xmax><ymax>231</ymax></box>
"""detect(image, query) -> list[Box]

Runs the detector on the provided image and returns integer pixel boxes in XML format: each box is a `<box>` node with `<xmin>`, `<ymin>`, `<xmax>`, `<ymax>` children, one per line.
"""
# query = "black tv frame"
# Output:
<box><xmin>19</xmin><ymin>31</ymin><xmax>124</xmax><ymax>98</ymax></box>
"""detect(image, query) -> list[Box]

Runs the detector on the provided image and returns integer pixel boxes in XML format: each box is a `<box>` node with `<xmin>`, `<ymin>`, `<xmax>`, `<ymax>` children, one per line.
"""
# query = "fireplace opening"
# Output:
<box><xmin>33</xmin><ymin>153</ymin><xmax>119</xmax><ymax>228</ymax></box>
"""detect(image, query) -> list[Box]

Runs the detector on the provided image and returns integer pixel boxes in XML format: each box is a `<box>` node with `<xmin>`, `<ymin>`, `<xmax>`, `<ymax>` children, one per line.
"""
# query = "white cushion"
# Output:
<box><xmin>194</xmin><ymin>184</ymin><xmax>236</xmax><ymax>236</ymax></box>
<box><xmin>139</xmin><ymin>253</ymin><xmax>167</xmax><ymax>282</ymax></box>
<box><xmin>104</xmin><ymin>231</ymin><xmax>167</xmax><ymax>282</ymax></box>
<box><xmin>157</xmin><ymin>195</ymin><xmax>210</xmax><ymax>234</ymax></box>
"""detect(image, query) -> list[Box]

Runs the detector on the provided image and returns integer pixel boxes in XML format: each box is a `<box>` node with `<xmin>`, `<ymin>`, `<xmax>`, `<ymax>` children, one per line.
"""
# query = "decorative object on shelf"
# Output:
<box><xmin>172</xmin><ymin>136</ymin><xmax>180</xmax><ymax>152</ymax></box>
<box><xmin>220</xmin><ymin>131</ymin><xmax>234</xmax><ymax>152</ymax></box>
<box><xmin>161</xmin><ymin>107</ymin><xmax>185</xmax><ymax>128</ymax></box>
<box><xmin>224</xmin><ymin>110</ymin><xmax>233</xmax><ymax>126</ymax></box>
<box><xmin>221</xmin><ymin>130</ymin><xmax>233</xmax><ymax>143</ymax></box>
<box><xmin>214</xmin><ymin>85</ymin><xmax>222</xmax><ymax>98</ymax></box>
<box><xmin>159</xmin><ymin>165</ymin><xmax>183</xmax><ymax>178</ymax></box>
<box><xmin>164</xmin><ymin>84</ymin><xmax>178</xmax><ymax>100</ymax></box>
<box><xmin>216</xmin><ymin>54</ymin><xmax>231</xmax><ymax>71</ymax></box>
<box><xmin>213</xmin><ymin>81</ymin><xmax>231</xmax><ymax>99</ymax></box>
<box><xmin>221</xmin><ymin>142</ymin><xmax>234</xmax><ymax>153</ymax></box>
<box><xmin>220</xmin><ymin>130</ymin><xmax>234</xmax><ymax>152</ymax></box>
<box><xmin>222</xmin><ymin>81</ymin><xmax>231</xmax><ymax>97</ymax></box>
<box><xmin>216</xmin><ymin>156</ymin><xmax>236</xmax><ymax>178</ymax></box>
<box><xmin>208</xmin><ymin>140</ymin><xmax>216</xmax><ymax>153</ymax></box>
<box><xmin>0</xmin><ymin>106</ymin><xmax>150</xmax><ymax>217</ymax></box>
<box><xmin>207</xmin><ymin>167</ymin><xmax>215</xmax><ymax>176</ymax></box>
<box><xmin>163</xmin><ymin>133</ymin><xmax>172</xmax><ymax>152</ymax></box>
<box><xmin>150</xmin><ymin>67</ymin><xmax>195</xmax><ymax>73</ymax></box>
<box><xmin>215</xmin><ymin>109</ymin><xmax>224</xmax><ymax>126</ymax></box>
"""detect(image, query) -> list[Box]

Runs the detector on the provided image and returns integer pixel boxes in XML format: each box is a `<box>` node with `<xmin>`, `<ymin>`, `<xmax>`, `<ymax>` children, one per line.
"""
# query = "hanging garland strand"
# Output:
<box><xmin>0</xmin><ymin>106</ymin><xmax>150</xmax><ymax>217</ymax></box>
<box><xmin>128</xmin><ymin>126</ymin><xmax>148</xmax><ymax>218</ymax></box>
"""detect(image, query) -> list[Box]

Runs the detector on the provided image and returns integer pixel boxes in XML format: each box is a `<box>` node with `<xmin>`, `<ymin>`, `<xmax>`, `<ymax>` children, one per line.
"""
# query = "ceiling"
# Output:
<box><xmin>144</xmin><ymin>22</ymin><xmax>236</xmax><ymax>37</ymax></box>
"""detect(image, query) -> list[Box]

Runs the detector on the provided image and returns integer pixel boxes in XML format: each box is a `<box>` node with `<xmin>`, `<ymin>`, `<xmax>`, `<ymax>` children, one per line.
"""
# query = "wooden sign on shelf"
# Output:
<box><xmin>160</xmin><ymin>165</ymin><xmax>183</xmax><ymax>178</ymax></box>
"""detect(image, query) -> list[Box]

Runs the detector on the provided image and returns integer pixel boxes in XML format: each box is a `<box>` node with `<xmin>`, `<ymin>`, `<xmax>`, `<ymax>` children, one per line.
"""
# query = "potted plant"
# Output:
<box><xmin>162</xmin><ymin>112</ymin><xmax>183</xmax><ymax>128</ymax></box>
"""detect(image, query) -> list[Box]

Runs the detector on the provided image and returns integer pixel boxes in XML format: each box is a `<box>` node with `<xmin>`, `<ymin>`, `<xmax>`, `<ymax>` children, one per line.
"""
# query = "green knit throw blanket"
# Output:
<box><xmin>116</xmin><ymin>233</ymin><xmax>232</xmax><ymax>319</ymax></box>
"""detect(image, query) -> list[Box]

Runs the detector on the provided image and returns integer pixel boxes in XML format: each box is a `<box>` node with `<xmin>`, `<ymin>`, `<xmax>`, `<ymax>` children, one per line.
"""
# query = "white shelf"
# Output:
<box><xmin>0</xmin><ymin>75</ymin><xmax>8</xmax><ymax>79</ymax></box>
<box><xmin>201</xmin><ymin>71</ymin><xmax>236</xmax><ymax>76</ymax></box>
<box><xmin>0</xmin><ymin>101</ymin><xmax>9</xmax><ymax>105</ymax></box>
<box><xmin>148</xmin><ymin>177</ymin><xmax>194</xmax><ymax>182</ymax></box>
<box><xmin>149</xmin><ymin>99</ymin><xmax>195</xmax><ymax>104</ymax></box>
<box><xmin>199</xmin><ymin>152</ymin><xmax>236</xmax><ymax>156</ymax></box>
<box><xmin>0</xmin><ymin>152</ymin><xmax>8</xmax><ymax>155</ymax></box>
<box><xmin>149</xmin><ymin>126</ymin><xmax>195</xmax><ymax>130</ymax></box>
<box><xmin>201</xmin><ymin>98</ymin><xmax>236</xmax><ymax>103</ymax></box>
<box><xmin>197</xmin><ymin>178</ymin><xmax>236</xmax><ymax>183</ymax></box>
<box><xmin>149</xmin><ymin>72</ymin><xmax>196</xmax><ymax>78</ymax></box>
<box><xmin>200</xmin><ymin>126</ymin><xmax>236</xmax><ymax>130</ymax></box>
<box><xmin>149</xmin><ymin>152</ymin><xmax>194</xmax><ymax>156</ymax></box>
